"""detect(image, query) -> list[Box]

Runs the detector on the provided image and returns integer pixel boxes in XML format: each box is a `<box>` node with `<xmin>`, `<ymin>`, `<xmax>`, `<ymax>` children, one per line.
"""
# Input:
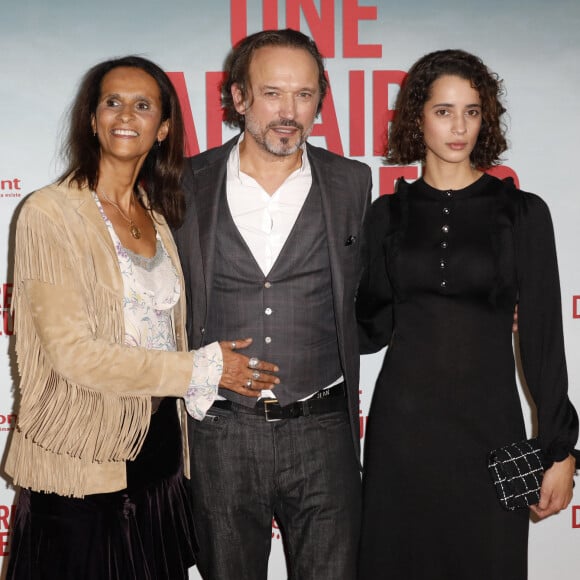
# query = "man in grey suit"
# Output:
<box><xmin>173</xmin><ymin>29</ymin><xmax>371</xmax><ymax>580</ymax></box>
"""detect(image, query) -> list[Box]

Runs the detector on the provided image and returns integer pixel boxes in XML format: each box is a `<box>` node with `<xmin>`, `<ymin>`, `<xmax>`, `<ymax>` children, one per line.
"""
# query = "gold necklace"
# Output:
<box><xmin>100</xmin><ymin>190</ymin><xmax>142</xmax><ymax>239</ymax></box>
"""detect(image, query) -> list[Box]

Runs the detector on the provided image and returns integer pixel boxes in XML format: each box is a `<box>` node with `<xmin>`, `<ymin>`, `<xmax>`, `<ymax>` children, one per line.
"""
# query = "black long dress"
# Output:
<box><xmin>356</xmin><ymin>174</ymin><xmax>578</xmax><ymax>580</ymax></box>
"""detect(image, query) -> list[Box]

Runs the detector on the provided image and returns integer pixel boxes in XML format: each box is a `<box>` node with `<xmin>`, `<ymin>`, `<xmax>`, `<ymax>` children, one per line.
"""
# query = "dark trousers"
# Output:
<box><xmin>189</xmin><ymin>403</ymin><xmax>361</xmax><ymax>580</ymax></box>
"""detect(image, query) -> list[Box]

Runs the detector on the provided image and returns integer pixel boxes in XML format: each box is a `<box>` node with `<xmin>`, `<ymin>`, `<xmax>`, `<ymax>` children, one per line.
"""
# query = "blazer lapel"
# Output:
<box><xmin>192</xmin><ymin>137</ymin><xmax>239</xmax><ymax>316</ymax></box>
<box><xmin>194</xmin><ymin>159</ymin><xmax>227</xmax><ymax>313</ymax></box>
<box><xmin>309</xmin><ymin>146</ymin><xmax>349</xmax><ymax>313</ymax></box>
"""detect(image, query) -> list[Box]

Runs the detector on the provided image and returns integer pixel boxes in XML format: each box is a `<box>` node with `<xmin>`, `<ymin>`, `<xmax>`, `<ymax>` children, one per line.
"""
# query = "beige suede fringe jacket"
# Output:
<box><xmin>5</xmin><ymin>180</ymin><xmax>207</xmax><ymax>498</ymax></box>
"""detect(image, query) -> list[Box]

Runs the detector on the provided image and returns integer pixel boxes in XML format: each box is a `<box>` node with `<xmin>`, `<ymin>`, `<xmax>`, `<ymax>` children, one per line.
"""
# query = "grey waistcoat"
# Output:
<box><xmin>204</xmin><ymin>180</ymin><xmax>342</xmax><ymax>407</ymax></box>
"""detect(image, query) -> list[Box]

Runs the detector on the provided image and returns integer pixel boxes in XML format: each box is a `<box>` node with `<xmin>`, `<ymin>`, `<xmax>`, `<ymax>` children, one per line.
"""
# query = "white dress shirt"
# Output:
<box><xmin>226</xmin><ymin>137</ymin><xmax>312</xmax><ymax>275</ymax></box>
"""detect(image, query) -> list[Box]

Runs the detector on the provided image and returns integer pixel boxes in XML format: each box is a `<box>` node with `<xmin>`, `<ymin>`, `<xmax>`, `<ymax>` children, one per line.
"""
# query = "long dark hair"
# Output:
<box><xmin>387</xmin><ymin>49</ymin><xmax>507</xmax><ymax>169</ymax></box>
<box><xmin>221</xmin><ymin>28</ymin><xmax>328</xmax><ymax>130</ymax></box>
<box><xmin>59</xmin><ymin>55</ymin><xmax>185</xmax><ymax>227</ymax></box>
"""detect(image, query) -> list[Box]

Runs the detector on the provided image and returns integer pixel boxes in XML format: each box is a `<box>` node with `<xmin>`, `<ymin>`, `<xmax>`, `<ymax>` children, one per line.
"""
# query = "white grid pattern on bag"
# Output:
<box><xmin>489</xmin><ymin>440</ymin><xmax>543</xmax><ymax>510</ymax></box>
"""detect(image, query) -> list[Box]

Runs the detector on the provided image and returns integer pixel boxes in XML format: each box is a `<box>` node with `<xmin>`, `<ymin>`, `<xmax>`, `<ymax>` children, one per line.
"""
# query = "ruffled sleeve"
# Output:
<box><xmin>185</xmin><ymin>341</ymin><xmax>223</xmax><ymax>420</ymax></box>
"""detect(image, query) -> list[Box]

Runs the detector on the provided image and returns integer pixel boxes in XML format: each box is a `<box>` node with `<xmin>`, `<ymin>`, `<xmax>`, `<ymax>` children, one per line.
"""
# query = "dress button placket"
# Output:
<box><xmin>439</xmin><ymin>190</ymin><xmax>453</xmax><ymax>292</ymax></box>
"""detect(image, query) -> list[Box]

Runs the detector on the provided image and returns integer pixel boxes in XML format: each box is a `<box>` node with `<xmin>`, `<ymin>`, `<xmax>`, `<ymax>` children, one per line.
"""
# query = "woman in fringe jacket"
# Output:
<box><xmin>4</xmin><ymin>56</ymin><xmax>279</xmax><ymax>580</ymax></box>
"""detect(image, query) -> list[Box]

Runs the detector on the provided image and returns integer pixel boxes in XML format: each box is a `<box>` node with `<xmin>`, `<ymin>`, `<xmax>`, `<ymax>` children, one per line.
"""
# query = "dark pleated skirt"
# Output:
<box><xmin>7</xmin><ymin>397</ymin><xmax>197</xmax><ymax>580</ymax></box>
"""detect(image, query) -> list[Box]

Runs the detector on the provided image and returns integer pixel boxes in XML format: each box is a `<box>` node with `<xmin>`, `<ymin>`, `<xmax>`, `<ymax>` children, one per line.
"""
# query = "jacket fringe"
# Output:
<box><xmin>7</xmin><ymin>430</ymin><xmax>94</xmax><ymax>498</ymax></box>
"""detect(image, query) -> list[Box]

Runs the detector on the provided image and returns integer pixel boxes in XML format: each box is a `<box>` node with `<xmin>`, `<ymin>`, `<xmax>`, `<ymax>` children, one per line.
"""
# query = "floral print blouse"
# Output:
<box><xmin>94</xmin><ymin>192</ymin><xmax>221</xmax><ymax>419</ymax></box>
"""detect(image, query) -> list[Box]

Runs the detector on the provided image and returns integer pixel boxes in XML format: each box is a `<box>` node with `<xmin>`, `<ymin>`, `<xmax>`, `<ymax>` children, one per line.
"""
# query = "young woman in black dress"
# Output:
<box><xmin>357</xmin><ymin>49</ymin><xmax>578</xmax><ymax>580</ymax></box>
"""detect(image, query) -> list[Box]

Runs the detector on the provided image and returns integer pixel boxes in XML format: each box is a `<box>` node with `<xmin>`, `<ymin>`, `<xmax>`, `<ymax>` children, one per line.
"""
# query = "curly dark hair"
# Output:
<box><xmin>59</xmin><ymin>55</ymin><xmax>185</xmax><ymax>227</ymax></box>
<box><xmin>386</xmin><ymin>49</ymin><xmax>507</xmax><ymax>169</ymax></box>
<box><xmin>221</xmin><ymin>28</ymin><xmax>328</xmax><ymax>129</ymax></box>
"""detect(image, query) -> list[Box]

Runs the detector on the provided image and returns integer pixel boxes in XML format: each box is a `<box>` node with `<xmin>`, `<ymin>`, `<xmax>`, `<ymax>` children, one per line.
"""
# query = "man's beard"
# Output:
<box><xmin>245</xmin><ymin>117</ymin><xmax>312</xmax><ymax>156</ymax></box>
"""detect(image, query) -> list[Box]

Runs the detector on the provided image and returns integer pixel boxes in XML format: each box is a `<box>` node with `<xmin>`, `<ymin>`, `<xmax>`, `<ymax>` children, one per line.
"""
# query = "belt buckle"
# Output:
<box><xmin>264</xmin><ymin>399</ymin><xmax>282</xmax><ymax>422</ymax></box>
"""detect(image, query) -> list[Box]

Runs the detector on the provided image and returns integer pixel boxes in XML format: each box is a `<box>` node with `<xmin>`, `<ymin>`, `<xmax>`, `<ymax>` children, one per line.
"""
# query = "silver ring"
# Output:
<box><xmin>248</xmin><ymin>357</ymin><xmax>259</xmax><ymax>369</ymax></box>
<box><xmin>252</xmin><ymin>370</ymin><xmax>260</xmax><ymax>380</ymax></box>
<box><xmin>245</xmin><ymin>379</ymin><xmax>253</xmax><ymax>388</ymax></box>
<box><xmin>231</xmin><ymin>341</ymin><xmax>237</xmax><ymax>350</ymax></box>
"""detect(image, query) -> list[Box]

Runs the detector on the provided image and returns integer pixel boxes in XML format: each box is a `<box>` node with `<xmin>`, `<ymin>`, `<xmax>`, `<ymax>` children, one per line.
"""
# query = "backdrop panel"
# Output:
<box><xmin>1</xmin><ymin>1</ymin><xmax>579</xmax><ymax>578</ymax></box>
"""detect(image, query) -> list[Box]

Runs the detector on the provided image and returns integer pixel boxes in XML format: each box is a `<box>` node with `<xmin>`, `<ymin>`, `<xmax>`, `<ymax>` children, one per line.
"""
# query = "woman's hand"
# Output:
<box><xmin>530</xmin><ymin>454</ymin><xmax>576</xmax><ymax>519</ymax></box>
<box><xmin>219</xmin><ymin>338</ymin><xmax>280</xmax><ymax>397</ymax></box>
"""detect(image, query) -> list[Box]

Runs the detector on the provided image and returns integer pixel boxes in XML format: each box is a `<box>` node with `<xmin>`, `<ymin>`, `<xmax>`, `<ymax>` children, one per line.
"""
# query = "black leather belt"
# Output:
<box><xmin>211</xmin><ymin>383</ymin><xmax>346</xmax><ymax>422</ymax></box>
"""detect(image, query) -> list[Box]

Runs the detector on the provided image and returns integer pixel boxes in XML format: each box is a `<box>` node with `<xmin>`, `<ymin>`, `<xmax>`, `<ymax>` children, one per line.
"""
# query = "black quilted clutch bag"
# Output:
<box><xmin>487</xmin><ymin>438</ymin><xmax>544</xmax><ymax>511</ymax></box>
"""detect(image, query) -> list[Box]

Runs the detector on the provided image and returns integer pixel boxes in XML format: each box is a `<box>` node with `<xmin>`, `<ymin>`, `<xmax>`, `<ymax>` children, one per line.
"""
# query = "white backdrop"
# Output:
<box><xmin>1</xmin><ymin>1</ymin><xmax>579</xmax><ymax>578</ymax></box>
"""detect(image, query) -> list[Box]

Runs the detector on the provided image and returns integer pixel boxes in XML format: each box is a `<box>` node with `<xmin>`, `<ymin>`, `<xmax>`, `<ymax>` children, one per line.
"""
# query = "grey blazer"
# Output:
<box><xmin>173</xmin><ymin>136</ymin><xmax>372</xmax><ymax>456</ymax></box>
